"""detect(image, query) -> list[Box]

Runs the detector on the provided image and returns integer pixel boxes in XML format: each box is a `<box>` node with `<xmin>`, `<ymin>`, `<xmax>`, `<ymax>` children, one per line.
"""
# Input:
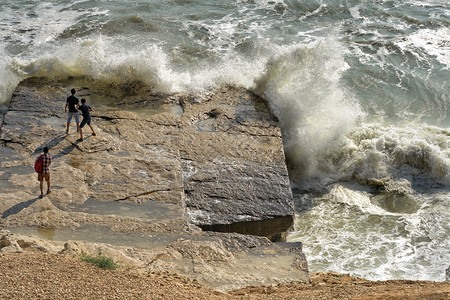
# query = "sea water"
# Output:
<box><xmin>0</xmin><ymin>0</ymin><xmax>448</xmax><ymax>281</ymax></box>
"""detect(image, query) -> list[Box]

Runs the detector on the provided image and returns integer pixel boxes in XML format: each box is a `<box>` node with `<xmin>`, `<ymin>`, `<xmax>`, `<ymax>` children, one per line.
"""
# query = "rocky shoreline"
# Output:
<box><xmin>0</xmin><ymin>80</ymin><xmax>449</xmax><ymax>298</ymax></box>
<box><xmin>0</xmin><ymin>80</ymin><xmax>306</xmax><ymax>292</ymax></box>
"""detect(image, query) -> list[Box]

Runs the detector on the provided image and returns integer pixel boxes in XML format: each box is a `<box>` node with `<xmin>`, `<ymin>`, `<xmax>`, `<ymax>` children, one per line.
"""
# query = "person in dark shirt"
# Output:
<box><xmin>36</xmin><ymin>147</ymin><xmax>51</xmax><ymax>198</ymax></box>
<box><xmin>78</xmin><ymin>98</ymin><xmax>96</xmax><ymax>141</ymax></box>
<box><xmin>65</xmin><ymin>88</ymin><xmax>80</xmax><ymax>134</ymax></box>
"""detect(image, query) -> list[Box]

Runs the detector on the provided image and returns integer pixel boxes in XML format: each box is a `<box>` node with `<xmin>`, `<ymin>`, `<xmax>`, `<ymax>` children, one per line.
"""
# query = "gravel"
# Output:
<box><xmin>1</xmin><ymin>251</ymin><xmax>449</xmax><ymax>299</ymax></box>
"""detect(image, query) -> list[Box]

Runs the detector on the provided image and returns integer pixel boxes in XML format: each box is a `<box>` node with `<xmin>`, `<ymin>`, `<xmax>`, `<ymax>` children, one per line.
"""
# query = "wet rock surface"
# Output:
<box><xmin>0</xmin><ymin>80</ymin><xmax>305</xmax><ymax>291</ymax></box>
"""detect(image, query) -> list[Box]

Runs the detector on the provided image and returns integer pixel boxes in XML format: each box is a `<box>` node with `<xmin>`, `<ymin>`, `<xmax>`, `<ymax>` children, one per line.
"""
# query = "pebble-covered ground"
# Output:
<box><xmin>0</xmin><ymin>251</ymin><xmax>224</xmax><ymax>299</ymax></box>
<box><xmin>1</xmin><ymin>251</ymin><xmax>449</xmax><ymax>299</ymax></box>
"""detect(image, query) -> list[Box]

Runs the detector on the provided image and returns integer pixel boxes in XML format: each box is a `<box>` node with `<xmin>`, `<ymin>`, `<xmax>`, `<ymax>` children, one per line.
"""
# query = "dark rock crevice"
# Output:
<box><xmin>199</xmin><ymin>216</ymin><xmax>294</xmax><ymax>242</ymax></box>
<box><xmin>115</xmin><ymin>188</ymin><xmax>173</xmax><ymax>202</ymax></box>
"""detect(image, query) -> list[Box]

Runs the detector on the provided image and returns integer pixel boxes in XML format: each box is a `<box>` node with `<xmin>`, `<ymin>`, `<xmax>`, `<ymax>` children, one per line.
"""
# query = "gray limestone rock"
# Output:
<box><xmin>0</xmin><ymin>80</ymin><xmax>306</xmax><ymax>291</ymax></box>
<box><xmin>1</xmin><ymin>81</ymin><xmax>294</xmax><ymax>241</ymax></box>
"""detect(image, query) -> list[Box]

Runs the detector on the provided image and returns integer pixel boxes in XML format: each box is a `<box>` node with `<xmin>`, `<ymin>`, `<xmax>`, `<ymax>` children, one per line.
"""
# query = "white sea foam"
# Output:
<box><xmin>288</xmin><ymin>121</ymin><xmax>449</xmax><ymax>281</ymax></box>
<box><xmin>397</xmin><ymin>27</ymin><xmax>450</xmax><ymax>68</ymax></box>
<box><xmin>8</xmin><ymin>30</ymin><xmax>269</xmax><ymax>95</ymax></box>
<box><xmin>325</xmin><ymin>184</ymin><xmax>386</xmax><ymax>215</ymax></box>
<box><xmin>0</xmin><ymin>56</ymin><xmax>21</xmax><ymax>106</ymax></box>
<box><xmin>350</xmin><ymin>124</ymin><xmax>449</xmax><ymax>184</ymax></box>
<box><xmin>288</xmin><ymin>189</ymin><xmax>449</xmax><ymax>281</ymax></box>
<box><xmin>291</xmin><ymin>122</ymin><xmax>450</xmax><ymax>191</ymax></box>
<box><xmin>253</xmin><ymin>37</ymin><xmax>363</xmax><ymax>181</ymax></box>
<box><xmin>0</xmin><ymin>1</ymin><xmax>107</xmax><ymax>47</ymax></box>
<box><xmin>348</xmin><ymin>4</ymin><xmax>362</xmax><ymax>20</ymax></box>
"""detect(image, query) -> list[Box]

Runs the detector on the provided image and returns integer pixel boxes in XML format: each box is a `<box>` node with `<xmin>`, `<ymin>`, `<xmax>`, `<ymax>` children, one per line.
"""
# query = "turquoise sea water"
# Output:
<box><xmin>0</xmin><ymin>0</ymin><xmax>448</xmax><ymax>281</ymax></box>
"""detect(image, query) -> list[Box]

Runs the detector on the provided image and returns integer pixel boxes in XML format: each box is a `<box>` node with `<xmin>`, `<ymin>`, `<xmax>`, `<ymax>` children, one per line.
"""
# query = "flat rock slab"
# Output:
<box><xmin>1</xmin><ymin>80</ymin><xmax>294</xmax><ymax>240</ymax></box>
<box><xmin>0</xmin><ymin>84</ymin><xmax>187</xmax><ymax>233</ymax></box>
<box><xmin>0</xmin><ymin>80</ymin><xmax>305</xmax><ymax>291</ymax></box>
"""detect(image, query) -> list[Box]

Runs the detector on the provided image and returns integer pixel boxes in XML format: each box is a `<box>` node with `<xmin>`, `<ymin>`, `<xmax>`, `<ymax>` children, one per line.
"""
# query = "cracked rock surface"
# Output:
<box><xmin>0</xmin><ymin>80</ymin><xmax>305</xmax><ymax>292</ymax></box>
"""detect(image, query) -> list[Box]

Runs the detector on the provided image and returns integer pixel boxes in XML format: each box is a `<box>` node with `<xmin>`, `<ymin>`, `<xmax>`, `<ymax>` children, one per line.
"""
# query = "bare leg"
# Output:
<box><xmin>38</xmin><ymin>174</ymin><xmax>44</xmax><ymax>197</ymax></box>
<box><xmin>46</xmin><ymin>174</ymin><xmax>51</xmax><ymax>193</ymax></box>
<box><xmin>79</xmin><ymin>127</ymin><xmax>84</xmax><ymax>140</ymax></box>
<box><xmin>76</xmin><ymin>122</ymin><xmax>80</xmax><ymax>133</ymax></box>
<box><xmin>66</xmin><ymin>122</ymin><xmax>70</xmax><ymax>133</ymax></box>
<box><xmin>88</xmin><ymin>124</ymin><xmax>96</xmax><ymax>135</ymax></box>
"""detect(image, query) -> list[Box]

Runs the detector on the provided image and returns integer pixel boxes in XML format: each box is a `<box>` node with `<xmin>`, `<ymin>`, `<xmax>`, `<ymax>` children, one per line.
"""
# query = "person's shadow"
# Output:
<box><xmin>33</xmin><ymin>134</ymin><xmax>66</xmax><ymax>155</ymax></box>
<box><xmin>2</xmin><ymin>197</ymin><xmax>39</xmax><ymax>219</ymax></box>
<box><xmin>33</xmin><ymin>133</ymin><xmax>82</xmax><ymax>159</ymax></box>
<box><xmin>53</xmin><ymin>139</ymin><xmax>82</xmax><ymax>159</ymax></box>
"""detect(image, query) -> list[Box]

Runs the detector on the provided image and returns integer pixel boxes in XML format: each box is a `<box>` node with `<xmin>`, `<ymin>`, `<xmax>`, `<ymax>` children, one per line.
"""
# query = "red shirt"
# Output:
<box><xmin>37</xmin><ymin>153</ymin><xmax>51</xmax><ymax>174</ymax></box>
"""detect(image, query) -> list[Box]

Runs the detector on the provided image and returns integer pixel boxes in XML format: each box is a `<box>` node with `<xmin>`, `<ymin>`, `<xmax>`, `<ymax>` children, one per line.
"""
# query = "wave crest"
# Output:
<box><xmin>253</xmin><ymin>39</ymin><xmax>363</xmax><ymax>181</ymax></box>
<box><xmin>310</xmin><ymin>124</ymin><xmax>450</xmax><ymax>190</ymax></box>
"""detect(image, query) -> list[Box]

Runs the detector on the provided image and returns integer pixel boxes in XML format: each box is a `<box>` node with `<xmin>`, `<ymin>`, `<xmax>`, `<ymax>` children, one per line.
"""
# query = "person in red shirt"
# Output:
<box><xmin>36</xmin><ymin>147</ymin><xmax>52</xmax><ymax>198</ymax></box>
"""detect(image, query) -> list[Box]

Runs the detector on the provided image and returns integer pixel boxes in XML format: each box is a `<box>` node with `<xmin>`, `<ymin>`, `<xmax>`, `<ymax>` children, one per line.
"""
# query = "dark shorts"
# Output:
<box><xmin>80</xmin><ymin>117</ymin><xmax>91</xmax><ymax>128</ymax></box>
